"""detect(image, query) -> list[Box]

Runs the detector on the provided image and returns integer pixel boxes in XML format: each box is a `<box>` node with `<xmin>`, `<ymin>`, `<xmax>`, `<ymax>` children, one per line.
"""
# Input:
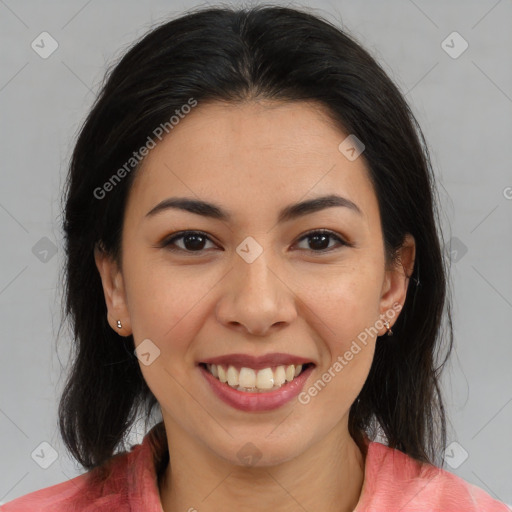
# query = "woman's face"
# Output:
<box><xmin>95</xmin><ymin>100</ymin><xmax>414</xmax><ymax>466</ymax></box>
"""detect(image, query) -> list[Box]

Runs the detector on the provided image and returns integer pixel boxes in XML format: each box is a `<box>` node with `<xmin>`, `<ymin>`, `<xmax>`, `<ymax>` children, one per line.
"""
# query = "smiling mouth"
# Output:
<box><xmin>199</xmin><ymin>362</ymin><xmax>315</xmax><ymax>393</ymax></box>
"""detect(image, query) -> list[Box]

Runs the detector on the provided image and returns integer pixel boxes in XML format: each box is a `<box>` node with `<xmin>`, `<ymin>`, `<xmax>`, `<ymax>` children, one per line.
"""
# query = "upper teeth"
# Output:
<box><xmin>206</xmin><ymin>364</ymin><xmax>304</xmax><ymax>392</ymax></box>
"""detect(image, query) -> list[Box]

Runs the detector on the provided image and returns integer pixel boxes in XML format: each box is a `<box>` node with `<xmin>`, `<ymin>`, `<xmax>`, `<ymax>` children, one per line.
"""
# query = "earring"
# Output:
<box><xmin>117</xmin><ymin>320</ymin><xmax>122</xmax><ymax>329</ymax></box>
<box><xmin>383</xmin><ymin>320</ymin><xmax>393</xmax><ymax>336</ymax></box>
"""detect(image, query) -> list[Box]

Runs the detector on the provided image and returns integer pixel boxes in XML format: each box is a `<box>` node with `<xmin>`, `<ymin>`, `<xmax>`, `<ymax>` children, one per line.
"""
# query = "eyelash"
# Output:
<box><xmin>159</xmin><ymin>229</ymin><xmax>350</xmax><ymax>255</ymax></box>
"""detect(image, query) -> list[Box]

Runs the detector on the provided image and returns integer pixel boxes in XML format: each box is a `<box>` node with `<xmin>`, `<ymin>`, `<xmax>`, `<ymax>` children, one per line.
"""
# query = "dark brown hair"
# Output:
<box><xmin>57</xmin><ymin>4</ymin><xmax>453</xmax><ymax>477</ymax></box>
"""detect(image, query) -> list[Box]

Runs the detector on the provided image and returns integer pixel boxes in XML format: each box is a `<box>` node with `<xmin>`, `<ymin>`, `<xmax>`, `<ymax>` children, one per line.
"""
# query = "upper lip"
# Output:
<box><xmin>199</xmin><ymin>353</ymin><xmax>315</xmax><ymax>370</ymax></box>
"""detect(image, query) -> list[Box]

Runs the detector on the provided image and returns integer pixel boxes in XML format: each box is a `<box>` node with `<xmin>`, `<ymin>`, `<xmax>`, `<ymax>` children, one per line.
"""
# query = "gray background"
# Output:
<box><xmin>1</xmin><ymin>0</ymin><xmax>511</xmax><ymax>506</ymax></box>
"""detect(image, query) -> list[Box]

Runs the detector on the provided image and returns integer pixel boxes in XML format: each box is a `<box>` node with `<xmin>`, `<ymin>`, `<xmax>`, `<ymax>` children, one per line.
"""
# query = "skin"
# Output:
<box><xmin>95</xmin><ymin>100</ymin><xmax>415</xmax><ymax>512</ymax></box>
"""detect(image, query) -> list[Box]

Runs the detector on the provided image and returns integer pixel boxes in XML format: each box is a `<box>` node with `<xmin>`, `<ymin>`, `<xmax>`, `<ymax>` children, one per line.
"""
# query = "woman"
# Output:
<box><xmin>3</xmin><ymin>5</ymin><xmax>509</xmax><ymax>511</ymax></box>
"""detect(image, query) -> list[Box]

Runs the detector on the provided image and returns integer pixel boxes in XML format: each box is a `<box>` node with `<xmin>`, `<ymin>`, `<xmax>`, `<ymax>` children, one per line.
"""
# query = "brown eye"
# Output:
<box><xmin>295</xmin><ymin>230</ymin><xmax>348</xmax><ymax>252</ymax></box>
<box><xmin>162</xmin><ymin>231</ymin><xmax>216</xmax><ymax>252</ymax></box>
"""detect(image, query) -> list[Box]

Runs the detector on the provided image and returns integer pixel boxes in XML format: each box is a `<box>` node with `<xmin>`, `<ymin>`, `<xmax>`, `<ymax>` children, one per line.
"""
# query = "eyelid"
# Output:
<box><xmin>294</xmin><ymin>229</ymin><xmax>351</xmax><ymax>251</ymax></box>
<box><xmin>159</xmin><ymin>229</ymin><xmax>352</xmax><ymax>253</ymax></box>
<box><xmin>159</xmin><ymin>230</ymin><xmax>218</xmax><ymax>252</ymax></box>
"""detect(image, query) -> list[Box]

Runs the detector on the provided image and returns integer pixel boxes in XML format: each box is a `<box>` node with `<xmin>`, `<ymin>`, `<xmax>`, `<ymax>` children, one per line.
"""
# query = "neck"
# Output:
<box><xmin>158</xmin><ymin>421</ymin><xmax>366</xmax><ymax>512</ymax></box>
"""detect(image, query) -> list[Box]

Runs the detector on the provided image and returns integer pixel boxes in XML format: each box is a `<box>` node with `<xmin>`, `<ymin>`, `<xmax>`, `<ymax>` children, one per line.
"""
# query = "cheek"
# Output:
<box><xmin>296</xmin><ymin>274</ymin><xmax>379</xmax><ymax>412</ymax></box>
<box><xmin>124</xmin><ymin>258</ymin><xmax>215</xmax><ymax>351</ymax></box>
<box><xmin>126</xmin><ymin>265</ymin><xmax>214</xmax><ymax>405</ymax></box>
<box><xmin>292</xmin><ymin>262</ymin><xmax>382</xmax><ymax>403</ymax></box>
<box><xmin>295</xmin><ymin>264</ymin><xmax>382</xmax><ymax>344</ymax></box>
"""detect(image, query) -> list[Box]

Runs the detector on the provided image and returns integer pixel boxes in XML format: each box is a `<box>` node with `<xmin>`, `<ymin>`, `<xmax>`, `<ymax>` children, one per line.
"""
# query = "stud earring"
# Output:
<box><xmin>117</xmin><ymin>320</ymin><xmax>122</xmax><ymax>329</ymax></box>
<box><xmin>383</xmin><ymin>320</ymin><xmax>393</xmax><ymax>336</ymax></box>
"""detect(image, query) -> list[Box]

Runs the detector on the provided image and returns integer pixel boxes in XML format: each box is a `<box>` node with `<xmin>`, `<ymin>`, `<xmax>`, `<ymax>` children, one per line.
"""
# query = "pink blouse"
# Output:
<box><xmin>3</xmin><ymin>422</ymin><xmax>510</xmax><ymax>511</ymax></box>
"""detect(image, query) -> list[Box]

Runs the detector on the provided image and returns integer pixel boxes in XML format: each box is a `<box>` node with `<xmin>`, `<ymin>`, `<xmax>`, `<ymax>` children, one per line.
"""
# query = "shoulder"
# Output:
<box><xmin>1</xmin><ymin>470</ymin><xmax>92</xmax><ymax>512</ymax></box>
<box><xmin>356</xmin><ymin>440</ymin><xmax>511</xmax><ymax>512</ymax></box>
<box><xmin>1</xmin><ymin>453</ymin><xmax>133</xmax><ymax>512</ymax></box>
<box><xmin>1</xmin><ymin>424</ymin><xmax>166</xmax><ymax>511</ymax></box>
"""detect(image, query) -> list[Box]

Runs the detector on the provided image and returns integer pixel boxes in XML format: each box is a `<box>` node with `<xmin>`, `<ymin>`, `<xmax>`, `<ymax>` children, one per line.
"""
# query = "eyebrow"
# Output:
<box><xmin>145</xmin><ymin>194</ymin><xmax>363</xmax><ymax>223</ymax></box>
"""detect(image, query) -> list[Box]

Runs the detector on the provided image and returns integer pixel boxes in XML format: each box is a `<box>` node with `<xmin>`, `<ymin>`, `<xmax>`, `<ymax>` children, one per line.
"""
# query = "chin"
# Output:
<box><xmin>210</xmin><ymin>433</ymin><xmax>309</xmax><ymax>468</ymax></box>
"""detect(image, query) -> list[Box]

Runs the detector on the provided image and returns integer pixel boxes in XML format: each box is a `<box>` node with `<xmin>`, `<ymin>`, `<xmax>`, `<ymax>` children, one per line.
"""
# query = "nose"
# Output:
<box><xmin>215</xmin><ymin>250</ymin><xmax>297</xmax><ymax>336</ymax></box>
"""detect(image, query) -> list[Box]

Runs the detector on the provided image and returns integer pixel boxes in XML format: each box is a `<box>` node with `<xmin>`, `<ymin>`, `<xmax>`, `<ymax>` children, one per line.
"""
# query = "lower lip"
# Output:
<box><xmin>199</xmin><ymin>364</ymin><xmax>315</xmax><ymax>412</ymax></box>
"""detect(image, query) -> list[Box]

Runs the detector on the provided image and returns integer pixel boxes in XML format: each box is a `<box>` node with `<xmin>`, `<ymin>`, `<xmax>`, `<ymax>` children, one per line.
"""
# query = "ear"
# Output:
<box><xmin>378</xmin><ymin>234</ymin><xmax>416</xmax><ymax>334</ymax></box>
<box><xmin>94</xmin><ymin>243</ymin><xmax>132</xmax><ymax>336</ymax></box>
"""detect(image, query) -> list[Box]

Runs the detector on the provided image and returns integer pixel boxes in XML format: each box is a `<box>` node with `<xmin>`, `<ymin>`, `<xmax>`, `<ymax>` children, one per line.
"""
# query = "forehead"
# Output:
<box><xmin>125</xmin><ymin>100</ymin><xmax>378</xmax><ymax>228</ymax></box>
